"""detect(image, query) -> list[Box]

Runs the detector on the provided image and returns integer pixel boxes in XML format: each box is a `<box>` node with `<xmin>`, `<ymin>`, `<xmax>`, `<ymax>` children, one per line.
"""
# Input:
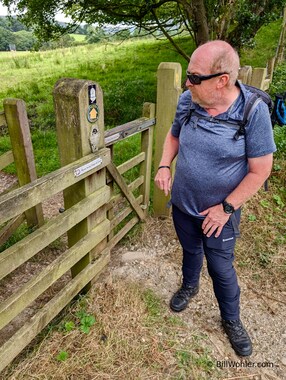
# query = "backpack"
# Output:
<box><xmin>184</xmin><ymin>82</ymin><xmax>275</xmax><ymax>141</ymax></box>
<box><xmin>184</xmin><ymin>83</ymin><xmax>281</xmax><ymax>191</ymax></box>
<box><xmin>271</xmin><ymin>92</ymin><xmax>286</xmax><ymax>127</ymax></box>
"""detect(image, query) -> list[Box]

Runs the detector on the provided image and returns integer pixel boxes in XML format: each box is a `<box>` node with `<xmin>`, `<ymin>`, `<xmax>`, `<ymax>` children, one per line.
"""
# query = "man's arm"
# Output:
<box><xmin>224</xmin><ymin>153</ymin><xmax>273</xmax><ymax>208</ymax></box>
<box><xmin>154</xmin><ymin>130</ymin><xmax>179</xmax><ymax>196</ymax></box>
<box><xmin>200</xmin><ymin>153</ymin><xmax>273</xmax><ymax>237</ymax></box>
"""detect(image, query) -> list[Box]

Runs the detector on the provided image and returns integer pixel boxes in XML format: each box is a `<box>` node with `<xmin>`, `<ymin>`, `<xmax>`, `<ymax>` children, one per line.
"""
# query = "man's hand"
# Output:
<box><xmin>154</xmin><ymin>167</ymin><xmax>172</xmax><ymax>196</ymax></box>
<box><xmin>200</xmin><ymin>204</ymin><xmax>230</xmax><ymax>238</ymax></box>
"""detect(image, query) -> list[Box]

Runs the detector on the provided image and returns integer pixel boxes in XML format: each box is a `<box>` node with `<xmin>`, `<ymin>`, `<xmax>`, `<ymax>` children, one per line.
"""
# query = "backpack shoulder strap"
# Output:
<box><xmin>233</xmin><ymin>93</ymin><xmax>262</xmax><ymax>140</ymax></box>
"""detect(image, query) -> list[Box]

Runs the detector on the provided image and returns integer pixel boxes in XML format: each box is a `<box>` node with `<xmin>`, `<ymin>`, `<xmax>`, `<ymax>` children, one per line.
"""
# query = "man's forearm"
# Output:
<box><xmin>158</xmin><ymin>130</ymin><xmax>179</xmax><ymax>166</ymax></box>
<box><xmin>225</xmin><ymin>154</ymin><xmax>273</xmax><ymax>209</ymax></box>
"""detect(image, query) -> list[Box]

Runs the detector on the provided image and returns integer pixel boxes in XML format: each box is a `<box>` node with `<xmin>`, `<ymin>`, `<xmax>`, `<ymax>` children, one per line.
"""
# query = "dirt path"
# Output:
<box><xmin>106</xmin><ymin>217</ymin><xmax>286</xmax><ymax>380</ymax></box>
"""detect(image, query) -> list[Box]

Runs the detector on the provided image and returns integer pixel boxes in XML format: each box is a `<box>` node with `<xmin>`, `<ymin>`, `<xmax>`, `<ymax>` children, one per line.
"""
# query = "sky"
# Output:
<box><xmin>0</xmin><ymin>4</ymin><xmax>10</xmax><ymax>16</ymax></box>
<box><xmin>0</xmin><ymin>4</ymin><xmax>69</xmax><ymax>22</ymax></box>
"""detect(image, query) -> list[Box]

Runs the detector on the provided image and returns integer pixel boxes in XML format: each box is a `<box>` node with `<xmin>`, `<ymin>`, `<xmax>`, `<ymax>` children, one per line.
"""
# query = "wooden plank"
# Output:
<box><xmin>140</xmin><ymin>103</ymin><xmax>155</xmax><ymax>215</ymax></box>
<box><xmin>104</xmin><ymin>117</ymin><xmax>156</xmax><ymax>146</ymax></box>
<box><xmin>107</xmin><ymin>161</ymin><xmax>145</xmax><ymax>221</ymax></box>
<box><xmin>0</xmin><ymin>111</ymin><xmax>7</xmax><ymax>127</ymax></box>
<box><xmin>0</xmin><ymin>249</ymin><xmax>110</xmax><ymax>373</ymax></box>
<box><xmin>0</xmin><ymin>213</ymin><xmax>25</xmax><ymax>247</ymax></box>
<box><xmin>267</xmin><ymin>57</ymin><xmax>275</xmax><ymax>83</ymax></box>
<box><xmin>0</xmin><ymin>219</ymin><xmax>110</xmax><ymax>330</ymax></box>
<box><xmin>238</xmin><ymin>66</ymin><xmax>252</xmax><ymax>85</ymax></box>
<box><xmin>117</xmin><ymin>152</ymin><xmax>145</xmax><ymax>174</ymax></box>
<box><xmin>262</xmin><ymin>78</ymin><xmax>271</xmax><ymax>91</ymax></box>
<box><xmin>4</xmin><ymin>98</ymin><xmax>44</xmax><ymax>227</ymax></box>
<box><xmin>106</xmin><ymin>152</ymin><xmax>145</xmax><ymax>184</ymax></box>
<box><xmin>0</xmin><ymin>150</ymin><xmax>14</xmax><ymax>170</ymax></box>
<box><xmin>108</xmin><ymin>215</ymin><xmax>139</xmax><ymax>250</ymax></box>
<box><xmin>0</xmin><ymin>186</ymin><xmax>110</xmax><ymax>281</ymax></box>
<box><xmin>250</xmin><ymin>68</ymin><xmax>267</xmax><ymax>89</ymax></box>
<box><xmin>107</xmin><ymin>176</ymin><xmax>144</xmax><ymax>212</ymax></box>
<box><xmin>0</xmin><ymin>148</ymin><xmax>110</xmax><ymax>226</ymax></box>
<box><xmin>110</xmin><ymin>195</ymin><xmax>143</xmax><ymax>230</ymax></box>
<box><xmin>0</xmin><ymin>182</ymin><xmax>18</xmax><ymax>196</ymax></box>
<box><xmin>153</xmin><ymin>62</ymin><xmax>182</xmax><ymax>217</ymax></box>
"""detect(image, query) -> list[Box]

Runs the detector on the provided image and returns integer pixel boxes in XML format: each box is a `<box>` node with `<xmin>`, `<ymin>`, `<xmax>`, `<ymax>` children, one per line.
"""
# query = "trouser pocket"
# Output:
<box><xmin>204</xmin><ymin>210</ymin><xmax>241</xmax><ymax>251</ymax></box>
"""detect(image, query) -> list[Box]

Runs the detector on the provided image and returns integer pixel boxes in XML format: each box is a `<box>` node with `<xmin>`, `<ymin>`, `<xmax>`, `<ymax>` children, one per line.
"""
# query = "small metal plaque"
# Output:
<box><xmin>74</xmin><ymin>157</ymin><xmax>103</xmax><ymax>177</ymax></box>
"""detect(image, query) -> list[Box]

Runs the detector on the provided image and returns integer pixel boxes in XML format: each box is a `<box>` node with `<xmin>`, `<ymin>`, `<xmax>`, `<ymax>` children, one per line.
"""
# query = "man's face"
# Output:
<box><xmin>186</xmin><ymin>52</ymin><xmax>220</xmax><ymax>108</ymax></box>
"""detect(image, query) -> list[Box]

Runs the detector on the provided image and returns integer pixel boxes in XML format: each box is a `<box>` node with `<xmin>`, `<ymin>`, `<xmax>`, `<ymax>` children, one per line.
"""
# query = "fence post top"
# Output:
<box><xmin>157</xmin><ymin>62</ymin><xmax>182</xmax><ymax>72</ymax></box>
<box><xmin>53</xmin><ymin>78</ymin><xmax>103</xmax><ymax>98</ymax></box>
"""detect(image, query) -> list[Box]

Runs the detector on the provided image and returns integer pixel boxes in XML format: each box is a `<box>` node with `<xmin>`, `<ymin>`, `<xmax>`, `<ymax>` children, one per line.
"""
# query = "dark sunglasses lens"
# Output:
<box><xmin>187</xmin><ymin>74</ymin><xmax>201</xmax><ymax>85</ymax></box>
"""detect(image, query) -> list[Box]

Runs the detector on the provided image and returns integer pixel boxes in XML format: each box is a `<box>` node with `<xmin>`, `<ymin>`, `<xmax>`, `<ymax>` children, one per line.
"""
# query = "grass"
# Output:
<box><xmin>236</xmin><ymin>169</ymin><xmax>286</xmax><ymax>288</ymax></box>
<box><xmin>0</xmin><ymin>37</ymin><xmax>191</xmax><ymax>131</ymax></box>
<box><xmin>2</xmin><ymin>281</ymin><xmax>218</xmax><ymax>380</ymax></box>
<box><xmin>70</xmin><ymin>33</ymin><xmax>86</xmax><ymax>43</ymax></box>
<box><xmin>240</xmin><ymin>19</ymin><xmax>282</xmax><ymax>66</ymax></box>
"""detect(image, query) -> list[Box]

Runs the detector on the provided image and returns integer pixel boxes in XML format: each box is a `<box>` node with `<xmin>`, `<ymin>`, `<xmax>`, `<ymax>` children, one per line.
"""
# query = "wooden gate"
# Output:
<box><xmin>0</xmin><ymin>78</ymin><xmax>155</xmax><ymax>373</ymax></box>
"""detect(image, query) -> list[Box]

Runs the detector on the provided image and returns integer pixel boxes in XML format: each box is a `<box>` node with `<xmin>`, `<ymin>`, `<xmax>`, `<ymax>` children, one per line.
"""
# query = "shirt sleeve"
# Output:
<box><xmin>245</xmin><ymin>100</ymin><xmax>277</xmax><ymax>158</ymax></box>
<box><xmin>171</xmin><ymin>90</ymin><xmax>192</xmax><ymax>138</ymax></box>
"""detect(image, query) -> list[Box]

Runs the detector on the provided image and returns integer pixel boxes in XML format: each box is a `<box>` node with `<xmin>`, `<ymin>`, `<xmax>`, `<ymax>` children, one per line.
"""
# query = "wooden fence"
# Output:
<box><xmin>0</xmin><ymin>78</ymin><xmax>155</xmax><ymax>373</ymax></box>
<box><xmin>0</xmin><ymin>100</ymin><xmax>44</xmax><ymax>246</ymax></box>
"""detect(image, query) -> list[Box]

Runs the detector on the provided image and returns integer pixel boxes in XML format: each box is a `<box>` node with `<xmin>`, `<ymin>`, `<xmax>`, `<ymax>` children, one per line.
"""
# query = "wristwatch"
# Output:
<box><xmin>222</xmin><ymin>200</ymin><xmax>235</xmax><ymax>214</ymax></box>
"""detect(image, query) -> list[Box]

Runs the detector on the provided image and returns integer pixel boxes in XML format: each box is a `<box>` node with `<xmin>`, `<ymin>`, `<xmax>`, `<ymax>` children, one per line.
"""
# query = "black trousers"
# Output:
<box><xmin>172</xmin><ymin>204</ymin><xmax>241</xmax><ymax>321</ymax></box>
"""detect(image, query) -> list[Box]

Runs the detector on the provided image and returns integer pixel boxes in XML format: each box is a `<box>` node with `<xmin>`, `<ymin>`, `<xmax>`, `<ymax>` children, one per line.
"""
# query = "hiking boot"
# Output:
<box><xmin>222</xmin><ymin>319</ymin><xmax>253</xmax><ymax>357</ymax></box>
<box><xmin>170</xmin><ymin>284</ymin><xmax>199</xmax><ymax>312</ymax></box>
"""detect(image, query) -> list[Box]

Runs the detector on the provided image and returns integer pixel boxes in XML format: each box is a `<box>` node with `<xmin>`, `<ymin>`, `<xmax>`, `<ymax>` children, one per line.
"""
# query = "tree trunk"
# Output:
<box><xmin>189</xmin><ymin>0</ymin><xmax>209</xmax><ymax>45</ymax></box>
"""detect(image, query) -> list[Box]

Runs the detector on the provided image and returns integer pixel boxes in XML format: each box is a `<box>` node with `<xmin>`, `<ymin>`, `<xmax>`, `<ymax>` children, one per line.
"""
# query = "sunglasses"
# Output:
<box><xmin>186</xmin><ymin>71</ymin><xmax>228</xmax><ymax>85</ymax></box>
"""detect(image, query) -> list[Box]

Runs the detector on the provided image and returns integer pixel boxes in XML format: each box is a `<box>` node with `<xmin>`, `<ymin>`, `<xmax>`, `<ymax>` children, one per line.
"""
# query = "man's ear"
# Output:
<box><xmin>217</xmin><ymin>74</ymin><xmax>229</xmax><ymax>89</ymax></box>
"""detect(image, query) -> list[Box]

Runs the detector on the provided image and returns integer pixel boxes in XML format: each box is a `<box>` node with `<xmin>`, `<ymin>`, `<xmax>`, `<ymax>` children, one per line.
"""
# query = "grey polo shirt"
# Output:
<box><xmin>170</xmin><ymin>82</ymin><xmax>277</xmax><ymax>217</ymax></box>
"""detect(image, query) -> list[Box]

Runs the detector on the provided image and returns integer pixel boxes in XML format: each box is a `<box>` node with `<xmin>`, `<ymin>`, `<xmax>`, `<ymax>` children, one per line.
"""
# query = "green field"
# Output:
<box><xmin>70</xmin><ymin>33</ymin><xmax>86</xmax><ymax>42</ymax></box>
<box><xmin>0</xmin><ymin>22</ymin><xmax>285</xmax><ymax>177</ymax></box>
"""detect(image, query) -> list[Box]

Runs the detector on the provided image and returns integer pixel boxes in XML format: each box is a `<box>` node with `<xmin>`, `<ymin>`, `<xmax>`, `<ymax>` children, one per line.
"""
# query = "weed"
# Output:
<box><xmin>56</xmin><ymin>351</ymin><xmax>68</xmax><ymax>362</ymax></box>
<box><xmin>63</xmin><ymin>321</ymin><xmax>75</xmax><ymax>332</ymax></box>
<box><xmin>75</xmin><ymin>310</ymin><xmax>96</xmax><ymax>334</ymax></box>
<box><xmin>273</xmin><ymin>194</ymin><xmax>285</xmax><ymax>208</ymax></box>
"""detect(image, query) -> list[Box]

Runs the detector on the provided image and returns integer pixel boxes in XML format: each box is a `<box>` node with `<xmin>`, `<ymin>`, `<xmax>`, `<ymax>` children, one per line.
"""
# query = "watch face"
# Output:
<box><xmin>223</xmin><ymin>201</ymin><xmax>234</xmax><ymax>214</ymax></box>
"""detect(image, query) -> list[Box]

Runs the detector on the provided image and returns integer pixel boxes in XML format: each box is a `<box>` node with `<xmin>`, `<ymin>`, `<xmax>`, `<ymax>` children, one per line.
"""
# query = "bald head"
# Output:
<box><xmin>191</xmin><ymin>40</ymin><xmax>240</xmax><ymax>85</ymax></box>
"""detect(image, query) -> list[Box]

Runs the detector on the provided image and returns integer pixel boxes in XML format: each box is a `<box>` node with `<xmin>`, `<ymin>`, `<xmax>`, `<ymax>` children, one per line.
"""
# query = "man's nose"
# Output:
<box><xmin>186</xmin><ymin>78</ymin><xmax>193</xmax><ymax>87</ymax></box>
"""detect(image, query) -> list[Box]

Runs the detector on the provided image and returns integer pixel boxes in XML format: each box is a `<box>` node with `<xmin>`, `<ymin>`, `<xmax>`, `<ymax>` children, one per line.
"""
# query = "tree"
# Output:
<box><xmin>2</xmin><ymin>0</ymin><xmax>286</xmax><ymax>61</ymax></box>
<box><xmin>14</xmin><ymin>30</ymin><xmax>36</xmax><ymax>50</ymax></box>
<box><xmin>0</xmin><ymin>26</ymin><xmax>14</xmax><ymax>50</ymax></box>
<box><xmin>85</xmin><ymin>25</ymin><xmax>108</xmax><ymax>44</ymax></box>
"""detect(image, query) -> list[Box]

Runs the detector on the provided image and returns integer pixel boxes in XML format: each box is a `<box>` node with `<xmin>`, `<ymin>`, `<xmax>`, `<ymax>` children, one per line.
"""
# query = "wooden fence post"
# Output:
<box><xmin>153</xmin><ymin>62</ymin><xmax>182</xmax><ymax>217</ymax></box>
<box><xmin>275</xmin><ymin>7</ymin><xmax>286</xmax><ymax>67</ymax></box>
<box><xmin>140</xmin><ymin>102</ymin><xmax>155</xmax><ymax>217</ymax></box>
<box><xmin>53</xmin><ymin>78</ymin><xmax>108</xmax><ymax>291</ymax></box>
<box><xmin>238</xmin><ymin>66</ymin><xmax>252</xmax><ymax>85</ymax></box>
<box><xmin>250</xmin><ymin>67</ymin><xmax>269</xmax><ymax>90</ymax></box>
<box><xmin>3</xmin><ymin>99</ymin><xmax>44</xmax><ymax>227</ymax></box>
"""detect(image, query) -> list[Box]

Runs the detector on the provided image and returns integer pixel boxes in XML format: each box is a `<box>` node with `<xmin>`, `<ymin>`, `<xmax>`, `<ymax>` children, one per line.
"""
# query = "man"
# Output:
<box><xmin>154</xmin><ymin>40</ymin><xmax>276</xmax><ymax>357</ymax></box>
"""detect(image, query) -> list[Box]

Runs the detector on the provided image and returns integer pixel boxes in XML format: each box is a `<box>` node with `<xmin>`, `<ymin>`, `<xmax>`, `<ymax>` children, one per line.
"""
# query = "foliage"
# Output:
<box><xmin>0</xmin><ymin>15</ymin><xmax>28</xmax><ymax>32</ymax></box>
<box><xmin>0</xmin><ymin>16</ymin><xmax>87</xmax><ymax>51</ymax></box>
<box><xmin>3</xmin><ymin>0</ymin><xmax>286</xmax><ymax>61</ymax></box>
<box><xmin>0</xmin><ymin>26</ymin><xmax>14</xmax><ymax>50</ymax></box>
